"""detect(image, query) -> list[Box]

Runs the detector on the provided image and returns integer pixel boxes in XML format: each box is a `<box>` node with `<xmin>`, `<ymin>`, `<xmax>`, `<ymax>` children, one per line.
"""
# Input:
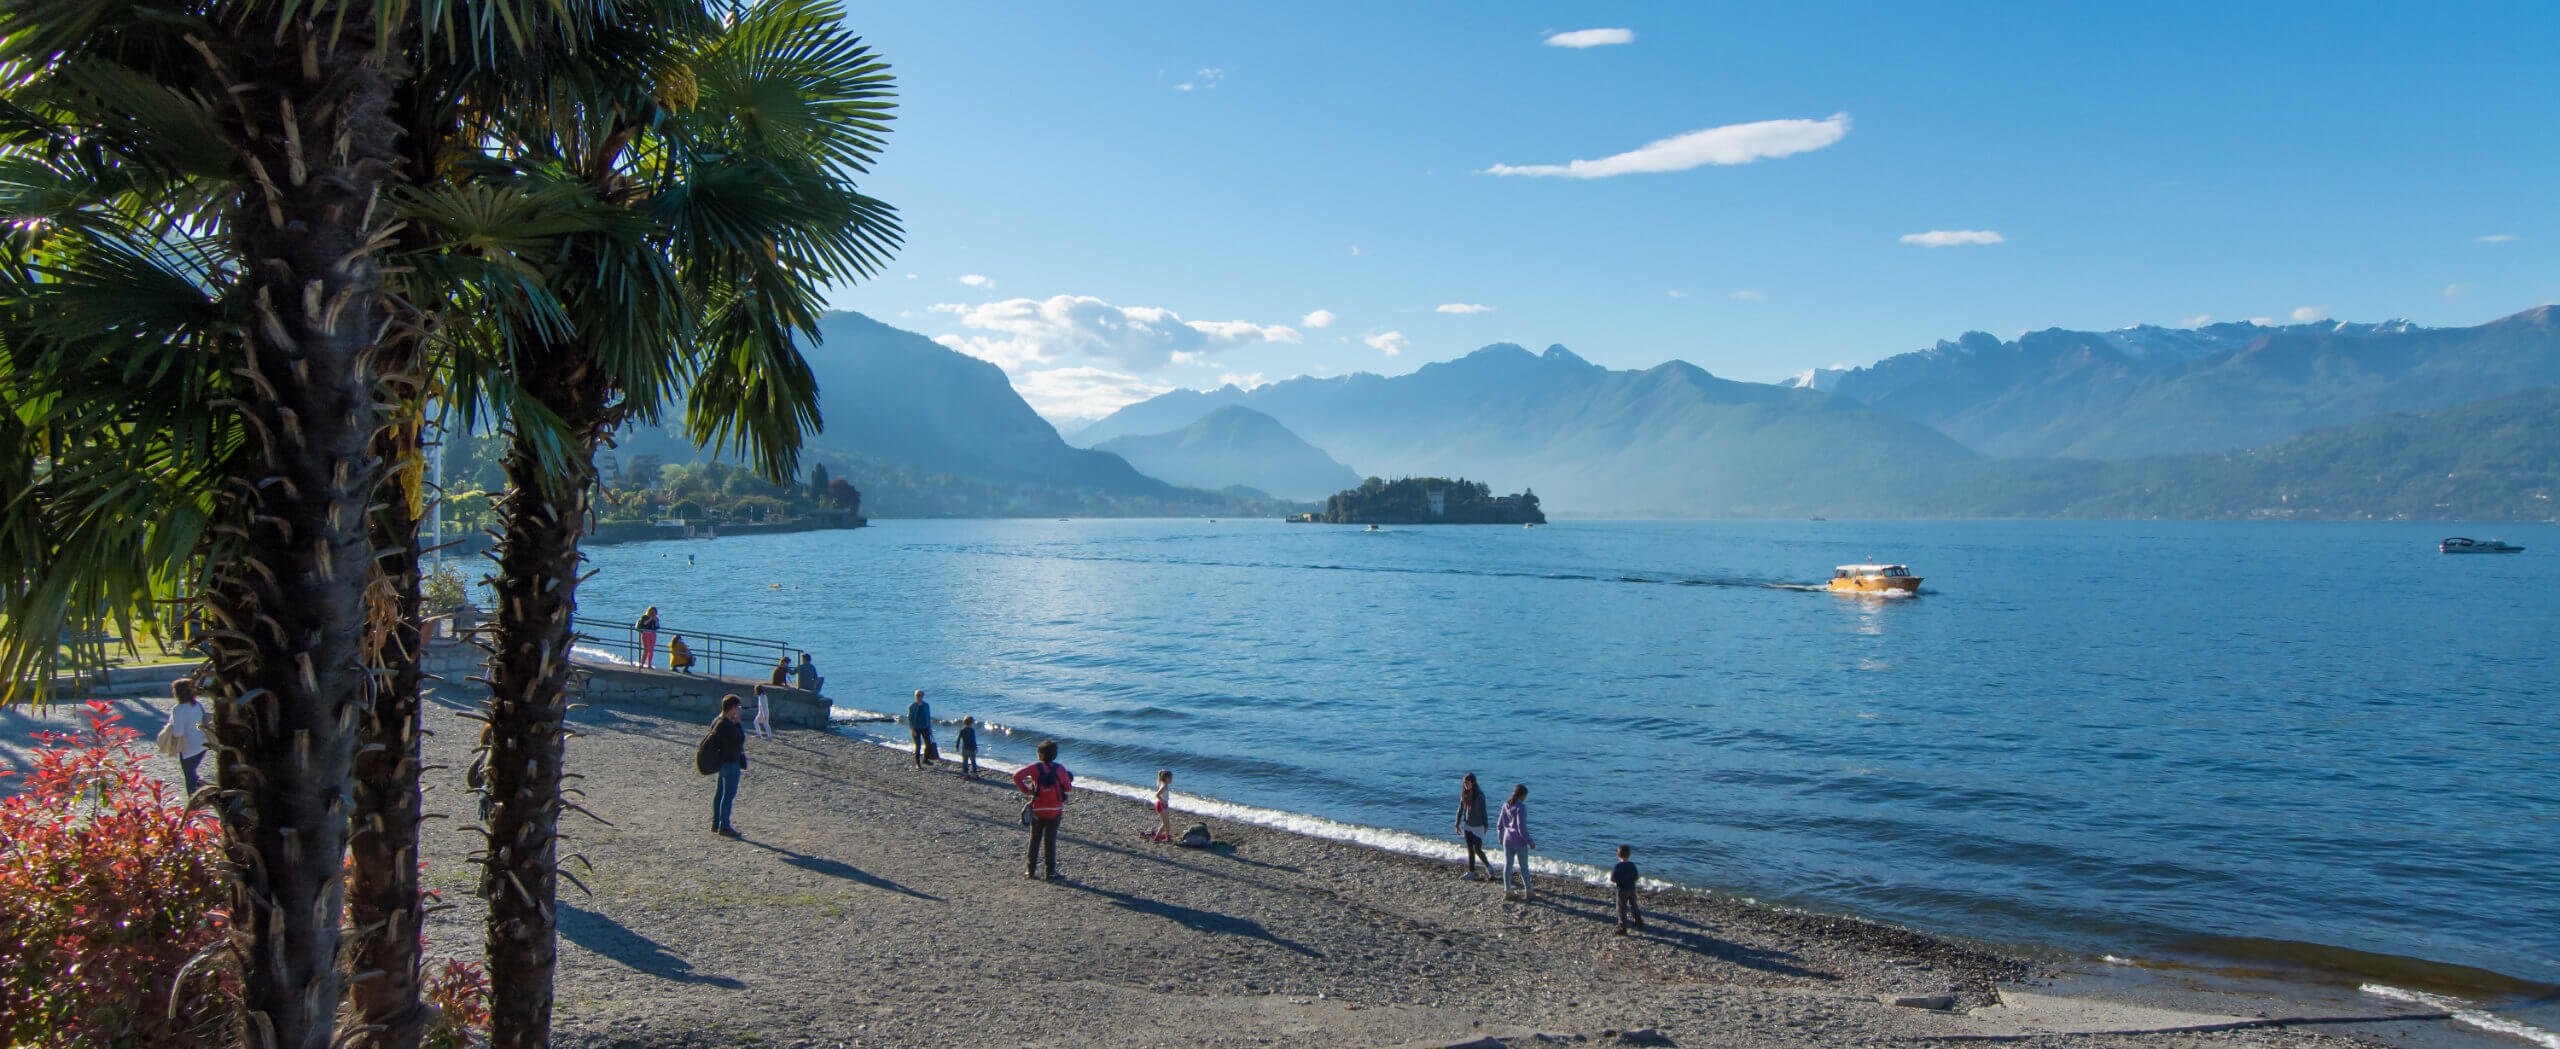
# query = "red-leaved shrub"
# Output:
<box><xmin>422</xmin><ymin>957</ymin><xmax>490</xmax><ymax>1049</ymax></box>
<box><xmin>0</xmin><ymin>701</ymin><xmax>231</xmax><ymax>1047</ymax></box>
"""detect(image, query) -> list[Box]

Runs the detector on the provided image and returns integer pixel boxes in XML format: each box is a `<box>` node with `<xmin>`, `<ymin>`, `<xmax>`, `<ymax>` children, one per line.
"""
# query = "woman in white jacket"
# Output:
<box><xmin>163</xmin><ymin>679</ymin><xmax>207</xmax><ymax>794</ymax></box>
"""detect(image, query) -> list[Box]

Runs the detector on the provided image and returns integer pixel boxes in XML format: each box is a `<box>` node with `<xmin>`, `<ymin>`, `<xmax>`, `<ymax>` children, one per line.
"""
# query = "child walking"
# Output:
<box><xmin>751</xmin><ymin>684</ymin><xmax>773</xmax><ymax>740</ymax></box>
<box><xmin>1611</xmin><ymin>845</ymin><xmax>1646</xmax><ymax>934</ymax></box>
<box><xmin>1455</xmin><ymin>773</ymin><xmax>1492</xmax><ymax>879</ymax></box>
<box><xmin>1495</xmin><ymin>783</ymin><xmax>1536</xmax><ymax>900</ymax></box>
<box><xmin>1149</xmin><ymin>770</ymin><xmax>1174</xmax><ymax>842</ymax></box>
<box><xmin>957</xmin><ymin>716</ymin><xmax>981</xmax><ymax>780</ymax></box>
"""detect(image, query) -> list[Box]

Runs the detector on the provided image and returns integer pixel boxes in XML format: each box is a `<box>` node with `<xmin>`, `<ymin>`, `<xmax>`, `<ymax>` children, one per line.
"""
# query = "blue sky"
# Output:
<box><xmin>823</xmin><ymin>2</ymin><xmax>2560</xmax><ymax>424</ymax></box>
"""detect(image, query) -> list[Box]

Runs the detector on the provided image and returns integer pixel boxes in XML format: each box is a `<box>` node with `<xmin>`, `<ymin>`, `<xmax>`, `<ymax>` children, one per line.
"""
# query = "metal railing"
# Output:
<box><xmin>570</xmin><ymin>616</ymin><xmax>804</xmax><ymax>683</ymax></box>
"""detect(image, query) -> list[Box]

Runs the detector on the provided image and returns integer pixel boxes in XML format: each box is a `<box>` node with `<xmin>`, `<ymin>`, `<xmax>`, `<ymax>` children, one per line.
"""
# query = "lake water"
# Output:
<box><xmin>572</xmin><ymin>518</ymin><xmax>2559</xmax><ymax>1011</ymax></box>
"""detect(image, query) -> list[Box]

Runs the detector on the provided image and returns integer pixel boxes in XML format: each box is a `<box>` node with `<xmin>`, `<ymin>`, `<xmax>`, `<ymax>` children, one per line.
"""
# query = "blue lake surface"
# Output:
<box><xmin>572</xmin><ymin>518</ymin><xmax>2560</xmax><ymax>992</ymax></box>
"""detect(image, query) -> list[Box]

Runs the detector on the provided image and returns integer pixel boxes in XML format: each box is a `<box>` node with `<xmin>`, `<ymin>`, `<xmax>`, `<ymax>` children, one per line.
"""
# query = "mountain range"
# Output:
<box><xmin>1073</xmin><ymin>344</ymin><xmax>1981</xmax><ymax>516</ymax></box>
<box><xmin>1822</xmin><ymin>308</ymin><xmax>2560</xmax><ymax>458</ymax></box>
<box><xmin>612</xmin><ymin>312</ymin><xmax>1282</xmax><ymax>516</ymax></box>
<box><xmin>612</xmin><ymin>306</ymin><xmax>2557</xmax><ymax>521</ymax></box>
<box><xmin>1091</xmin><ymin>406</ymin><xmax>1361</xmax><ymax>501</ymax></box>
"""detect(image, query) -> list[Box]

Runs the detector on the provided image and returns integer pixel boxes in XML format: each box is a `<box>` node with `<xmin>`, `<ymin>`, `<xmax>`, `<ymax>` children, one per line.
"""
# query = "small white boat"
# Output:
<box><xmin>2440</xmin><ymin>537</ymin><xmax>2525</xmax><ymax>554</ymax></box>
<box><xmin>1365</xmin><ymin>524</ymin><xmax>1380</xmax><ymax>532</ymax></box>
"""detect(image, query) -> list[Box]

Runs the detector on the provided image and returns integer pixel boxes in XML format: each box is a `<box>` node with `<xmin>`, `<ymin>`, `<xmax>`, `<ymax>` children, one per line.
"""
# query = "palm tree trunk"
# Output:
<box><xmin>200</xmin><ymin>13</ymin><xmax>402</xmax><ymax>1049</ymax></box>
<box><xmin>481</xmin><ymin>350</ymin><xmax>607</xmax><ymax>1049</ymax></box>
<box><xmin>345</xmin><ymin>409</ymin><xmax>429</xmax><ymax>1049</ymax></box>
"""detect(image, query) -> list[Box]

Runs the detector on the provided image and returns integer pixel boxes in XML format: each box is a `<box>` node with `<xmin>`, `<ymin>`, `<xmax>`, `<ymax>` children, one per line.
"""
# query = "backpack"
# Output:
<box><xmin>1018</xmin><ymin>762</ymin><xmax>1057</xmax><ymax>826</ymax></box>
<box><xmin>1177</xmin><ymin>823</ymin><xmax>1213</xmax><ymax>848</ymax></box>
<box><xmin>694</xmin><ymin>728</ymin><xmax>720</xmax><ymax>775</ymax></box>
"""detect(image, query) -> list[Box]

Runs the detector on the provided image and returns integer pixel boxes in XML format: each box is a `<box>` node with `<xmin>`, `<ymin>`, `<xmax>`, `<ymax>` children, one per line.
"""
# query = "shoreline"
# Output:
<box><xmin>817</xmin><ymin>711</ymin><xmax>2558</xmax><ymax>1022</ymax></box>
<box><xmin>7</xmin><ymin>694</ymin><xmax>2543</xmax><ymax>1048</ymax></box>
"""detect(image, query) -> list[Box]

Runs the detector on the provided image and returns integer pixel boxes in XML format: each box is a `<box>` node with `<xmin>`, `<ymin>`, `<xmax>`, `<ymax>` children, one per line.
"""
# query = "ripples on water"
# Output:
<box><xmin>574</xmin><ymin>518</ymin><xmax>2559</xmax><ymax>997</ymax></box>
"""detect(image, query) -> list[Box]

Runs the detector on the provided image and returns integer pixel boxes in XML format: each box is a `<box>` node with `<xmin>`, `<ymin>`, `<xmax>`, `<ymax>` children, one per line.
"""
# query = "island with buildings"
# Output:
<box><xmin>1313</xmin><ymin>477</ymin><xmax>1545</xmax><ymax>524</ymax></box>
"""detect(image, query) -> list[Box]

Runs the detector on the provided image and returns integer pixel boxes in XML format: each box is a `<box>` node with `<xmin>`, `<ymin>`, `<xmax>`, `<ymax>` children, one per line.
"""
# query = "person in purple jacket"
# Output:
<box><xmin>1495</xmin><ymin>783</ymin><xmax>1537</xmax><ymax>900</ymax></box>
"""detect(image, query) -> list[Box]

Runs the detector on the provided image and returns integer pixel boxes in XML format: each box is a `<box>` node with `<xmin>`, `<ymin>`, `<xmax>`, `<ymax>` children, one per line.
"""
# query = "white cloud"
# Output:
<box><xmin>1349</xmin><ymin>245</ymin><xmax>1362</xmax><ymax>256</ymax></box>
<box><xmin>1173</xmin><ymin>83</ymin><xmax>1194</xmax><ymax>92</ymax></box>
<box><xmin>1177</xmin><ymin>68</ymin><xmax>1225</xmax><ymax>92</ymax></box>
<box><xmin>2246</xmin><ymin>316</ymin><xmax>2276</xmax><ymax>326</ymax></box>
<box><xmin>1666</xmin><ymin>289</ymin><xmax>1689</xmax><ymax>299</ymax></box>
<box><xmin>2445</xmin><ymin>283</ymin><xmax>2467</xmax><ymax>298</ymax></box>
<box><xmin>932</xmin><ymin>294</ymin><xmax>1300</xmax><ymax>373</ymax></box>
<box><xmin>1363</xmin><ymin>330</ymin><xmax>1410</xmax><ymax>356</ymax></box>
<box><xmin>1301</xmin><ymin>309</ymin><xmax>1336</xmax><ymax>328</ymax></box>
<box><xmin>904</xmin><ymin>273</ymin><xmax>917</xmax><ymax>279</ymax></box>
<box><xmin>1435</xmin><ymin>302</ymin><xmax>1495</xmax><ymax>314</ymax></box>
<box><xmin>1900</xmin><ymin>229</ymin><xmax>2004</xmax><ymax>247</ymax></box>
<box><xmin>1729</xmin><ymin>290</ymin><xmax>1763</xmax><ymax>301</ymax></box>
<box><xmin>2178</xmin><ymin>314</ymin><xmax>2213</xmax><ymax>327</ymax></box>
<box><xmin>2290</xmin><ymin>305</ymin><xmax>2328</xmax><ymax>322</ymax></box>
<box><xmin>1009</xmin><ymin>365</ymin><xmax>1175</xmax><ymax>426</ymax></box>
<box><xmin>959</xmin><ymin>273</ymin><xmax>995</xmax><ymax>287</ymax></box>
<box><xmin>1543</xmin><ymin>27</ymin><xmax>1634</xmax><ymax>48</ymax></box>
<box><xmin>1218</xmin><ymin>372</ymin><xmax>1269</xmax><ymax>390</ymax></box>
<box><xmin>1483</xmin><ymin>112</ymin><xmax>1850</xmax><ymax>179</ymax></box>
<box><xmin>2477</xmin><ymin>234</ymin><xmax>2520</xmax><ymax>243</ymax></box>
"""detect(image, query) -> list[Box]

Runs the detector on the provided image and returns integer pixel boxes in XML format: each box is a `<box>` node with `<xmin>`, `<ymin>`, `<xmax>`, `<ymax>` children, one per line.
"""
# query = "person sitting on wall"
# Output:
<box><xmin>668</xmin><ymin>635</ymin><xmax>696</xmax><ymax>674</ymax></box>
<box><xmin>795</xmin><ymin>653</ymin><xmax>823</xmax><ymax>693</ymax></box>
<box><xmin>768</xmin><ymin>655</ymin><xmax>790</xmax><ymax>687</ymax></box>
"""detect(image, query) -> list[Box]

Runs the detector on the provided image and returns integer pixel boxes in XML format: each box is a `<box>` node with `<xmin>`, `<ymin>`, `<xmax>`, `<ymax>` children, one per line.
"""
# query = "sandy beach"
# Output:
<box><xmin>2</xmin><ymin>688</ymin><xmax>2453</xmax><ymax>1049</ymax></box>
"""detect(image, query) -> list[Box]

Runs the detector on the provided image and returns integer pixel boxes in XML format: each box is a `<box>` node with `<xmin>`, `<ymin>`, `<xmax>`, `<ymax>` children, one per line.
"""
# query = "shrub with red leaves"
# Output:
<box><xmin>0</xmin><ymin>701</ymin><xmax>231</xmax><ymax>1047</ymax></box>
<box><xmin>422</xmin><ymin>957</ymin><xmax>490</xmax><ymax>1049</ymax></box>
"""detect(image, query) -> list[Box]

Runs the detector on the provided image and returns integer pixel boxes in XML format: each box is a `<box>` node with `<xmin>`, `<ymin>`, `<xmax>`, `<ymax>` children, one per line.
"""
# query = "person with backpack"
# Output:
<box><xmin>701</xmin><ymin>695</ymin><xmax>748</xmax><ymax>837</ymax></box>
<box><xmin>158</xmin><ymin>679</ymin><xmax>207</xmax><ymax>794</ymax></box>
<box><xmin>636</xmin><ymin>606</ymin><xmax>661</xmax><ymax>667</ymax></box>
<box><xmin>906</xmin><ymin>689</ymin><xmax>934</xmax><ymax>768</ymax></box>
<box><xmin>1013</xmin><ymin>739</ymin><xmax>1073</xmax><ymax>880</ymax></box>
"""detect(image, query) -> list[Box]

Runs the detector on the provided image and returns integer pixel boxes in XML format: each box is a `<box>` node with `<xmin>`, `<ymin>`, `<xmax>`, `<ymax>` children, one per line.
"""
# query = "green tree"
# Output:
<box><xmin>0</xmin><ymin>3</ymin><xmax>422</xmax><ymax>1045</ymax></box>
<box><xmin>449</xmin><ymin>10</ymin><xmax>899</xmax><ymax>1041</ymax></box>
<box><xmin>810</xmin><ymin>461</ymin><xmax>833</xmax><ymax>502</ymax></box>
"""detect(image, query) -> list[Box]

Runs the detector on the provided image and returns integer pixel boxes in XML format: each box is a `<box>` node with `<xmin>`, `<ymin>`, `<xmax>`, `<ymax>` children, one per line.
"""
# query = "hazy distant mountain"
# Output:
<box><xmin>1078</xmin><ymin>343</ymin><xmax>1978</xmax><ymax>516</ymax></box>
<box><xmin>614</xmin><ymin>311</ymin><xmax>1283</xmax><ymax>515</ymax></box>
<box><xmin>1091</xmin><ymin>406</ymin><xmax>1362</xmax><ymax>501</ymax></box>
<box><xmin>1828</xmin><ymin>308</ymin><xmax>2560</xmax><ymax>458</ymax></box>
<box><xmin>1935</xmin><ymin>385</ymin><xmax>2560</xmax><ymax>521</ymax></box>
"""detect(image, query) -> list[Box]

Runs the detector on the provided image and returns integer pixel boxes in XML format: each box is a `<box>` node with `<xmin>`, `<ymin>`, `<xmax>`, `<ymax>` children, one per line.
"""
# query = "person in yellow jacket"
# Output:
<box><xmin>668</xmin><ymin>634</ymin><xmax>697</xmax><ymax>674</ymax></box>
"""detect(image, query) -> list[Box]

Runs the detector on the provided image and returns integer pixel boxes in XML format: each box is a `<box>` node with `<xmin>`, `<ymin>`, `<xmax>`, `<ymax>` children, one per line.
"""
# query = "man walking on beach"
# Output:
<box><xmin>1014</xmin><ymin>739</ymin><xmax>1073</xmax><ymax>880</ymax></box>
<box><xmin>907</xmin><ymin>689</ymin><xmax>933</xmax><ymax>768</ymax></box>
<box><xmin>710</xmin><ymin>695</ymin><xmax>748</xmax><ymax>837</ymax></box>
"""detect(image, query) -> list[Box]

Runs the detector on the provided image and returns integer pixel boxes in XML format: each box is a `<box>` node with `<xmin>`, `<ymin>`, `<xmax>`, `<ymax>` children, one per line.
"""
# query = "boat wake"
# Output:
<box><xmin>973</xmin><ymin>548</ymin><xmax>1840</xmax><ymax>593</ymax></box>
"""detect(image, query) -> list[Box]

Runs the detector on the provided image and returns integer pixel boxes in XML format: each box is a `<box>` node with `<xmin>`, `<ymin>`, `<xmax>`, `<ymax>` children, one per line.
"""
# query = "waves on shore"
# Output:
<box><xmin>2363</xmin><ymin>984</ymin><xmax>2560</xmax><ymax>1049</ymax></box>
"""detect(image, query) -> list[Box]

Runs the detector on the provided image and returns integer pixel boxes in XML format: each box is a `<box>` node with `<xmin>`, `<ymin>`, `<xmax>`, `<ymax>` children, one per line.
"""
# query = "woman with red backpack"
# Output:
<box><xmin>1013</xmin><ymin>739</ymin><xmax>1074</xmax><ymax>880</ymax></box>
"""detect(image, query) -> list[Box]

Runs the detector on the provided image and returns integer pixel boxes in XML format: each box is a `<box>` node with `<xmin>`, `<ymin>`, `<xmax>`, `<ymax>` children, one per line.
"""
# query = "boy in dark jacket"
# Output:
<box><xmin>710</xmin><ymin>695</ymin><xmax>748</xmax><ymax>837</ymax></box>
<box><xmin>1611</xmin><ymin>845</ymin><xmax>1644</xmax><ymax>933</ymax></box>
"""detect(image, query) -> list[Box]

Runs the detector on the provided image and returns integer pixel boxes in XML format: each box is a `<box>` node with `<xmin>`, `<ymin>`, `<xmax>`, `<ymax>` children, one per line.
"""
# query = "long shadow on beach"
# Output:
<box><xmin>743</xmin><ymin>840</ymin><xmax>942</xmax><ymax>901</ymax></box>
<box><xmin>560</xmin><ymin>902</ymin><xmax>745</xmax><ymax>987</ymax></box>
<box><xmin>1056</xmin><ymin>881</ymin><xmax>1325</xmax><ymax>959</ymax></box>
<box><xmin>1533</xmin><ymin>892</ymin><xmax>1840</xmax><ymax>982</ymax></box>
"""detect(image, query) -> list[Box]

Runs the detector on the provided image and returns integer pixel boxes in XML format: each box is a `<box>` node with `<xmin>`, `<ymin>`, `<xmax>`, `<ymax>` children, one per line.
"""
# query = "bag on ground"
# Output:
<box><xmin>924</xmin><ymin>739</ymin><xmax>940</xmax><ymax>762</ymax></box>
<box><xmin>1178</xmin><ymin>823</ymin><xmax>1213</xmax><ymax>848</ymax></box>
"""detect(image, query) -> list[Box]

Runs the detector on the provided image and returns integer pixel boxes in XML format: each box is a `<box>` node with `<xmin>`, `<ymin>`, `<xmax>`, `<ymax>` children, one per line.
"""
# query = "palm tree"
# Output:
<box><xmin>436</xmin><ymin>3</ymin><xmax>900</xmax><ymax>1044</ymax></box>
<box><xmin>0</xmin><ymin>4</ymin><xmax>411</xmax><ymax>1045</ymax></box>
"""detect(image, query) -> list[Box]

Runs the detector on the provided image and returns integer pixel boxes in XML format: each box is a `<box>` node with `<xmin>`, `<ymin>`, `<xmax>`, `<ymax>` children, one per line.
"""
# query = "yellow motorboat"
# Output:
<box><xmin>1828</xmin><ymin>563</ymin><xmax>1922</xmax><ymax>594</ymax></box>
